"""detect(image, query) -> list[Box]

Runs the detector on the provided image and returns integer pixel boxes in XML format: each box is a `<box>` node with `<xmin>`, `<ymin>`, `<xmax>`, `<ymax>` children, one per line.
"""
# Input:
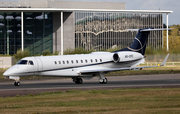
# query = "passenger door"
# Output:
<box><xmin>34</xmin><ymin>58</ymin><xmax>43</xmax><ymax>72</ymax></box>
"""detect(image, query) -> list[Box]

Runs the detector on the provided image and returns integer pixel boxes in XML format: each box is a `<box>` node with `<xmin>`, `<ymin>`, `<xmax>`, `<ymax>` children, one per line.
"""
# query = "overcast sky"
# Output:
<box><xmin>60</xmin><ymin>0</ymin><xmax>179</xmax><ymax>25</ymax></box>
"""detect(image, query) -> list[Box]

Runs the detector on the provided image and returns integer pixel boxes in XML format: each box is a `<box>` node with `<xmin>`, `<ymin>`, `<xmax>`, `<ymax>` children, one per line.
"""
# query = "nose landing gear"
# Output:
<box><xmin>9</xmin><ymin>76</ymin><xmax>21</xmax><ymax>86</ymax></box>
<box><xmin>14</xmin><ymin>81</ymin><xmax>21</xmax><ymax>86</ymax></box>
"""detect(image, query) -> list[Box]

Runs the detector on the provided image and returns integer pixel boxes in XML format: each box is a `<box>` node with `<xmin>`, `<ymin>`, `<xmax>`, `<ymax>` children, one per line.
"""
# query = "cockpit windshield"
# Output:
<box><xmin>17</xmin><ymin>60</ymin><xmax>28</xmax><ymax>65</ymax></box>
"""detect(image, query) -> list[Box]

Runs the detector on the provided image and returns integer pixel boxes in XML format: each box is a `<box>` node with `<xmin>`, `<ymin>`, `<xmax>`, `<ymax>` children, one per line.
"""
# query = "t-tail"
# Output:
<box><xmin>114</xmin><ymin>27</ymin><xmax>171</xmax><ymax>55</ymax></box>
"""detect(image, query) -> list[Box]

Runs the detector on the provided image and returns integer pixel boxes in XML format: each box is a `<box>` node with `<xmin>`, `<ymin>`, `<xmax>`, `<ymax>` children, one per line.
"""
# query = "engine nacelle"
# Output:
<box><xmin>112</xmin><ymin>52</ymin><xmax>143</xmax><ymax>63</ymax></box>
<box><xmin>113</xmin><ymin>53</ymin><xmax>120</xmax><ymax>63</ymax></box>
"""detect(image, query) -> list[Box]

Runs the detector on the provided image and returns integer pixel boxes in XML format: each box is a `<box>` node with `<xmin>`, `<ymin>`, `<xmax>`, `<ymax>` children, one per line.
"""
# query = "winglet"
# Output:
<box><xmin>160</xmin><ymin>53</ymin><xmax>169</xmax><ymax>66</ymax></box>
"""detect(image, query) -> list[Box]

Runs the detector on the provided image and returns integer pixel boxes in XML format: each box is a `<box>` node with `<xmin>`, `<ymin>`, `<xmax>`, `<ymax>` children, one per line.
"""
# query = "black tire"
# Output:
<box><xmin>104</xmin><ymin>78</ymin><xmax>108</xmax><ymax>84</ymax></box>
<box><xmin>17</xmin><ymin>82</ymin><xmax>20</xmax><ymax>86</ymax></box>
<box><xmin>75</xmin><ymin>77</ymin><xmax>83</xmax><ymax>84</ymax></box>
<box><xmin>99</xmin><ymin>78</ymin><xmax>108</xmax><ymax>84</ymax></box>
<box><xmin>78</xmin><ymin>78</ymin><xmax>83</xmax><ymax>84</ymax></box>
<box><xmin>14</xmin><ymin>82</ymin><xmax>17</xmax><ymax>86</ymax></box>
<box><xmin>14</xmin><ymin>82</ymin><xmax>20</xmax><ymax>86</ymax></box>
<box><xmin>75</xmin><ymin>80</ymin><xmax>79</xmax><ymax>84</ymax></box>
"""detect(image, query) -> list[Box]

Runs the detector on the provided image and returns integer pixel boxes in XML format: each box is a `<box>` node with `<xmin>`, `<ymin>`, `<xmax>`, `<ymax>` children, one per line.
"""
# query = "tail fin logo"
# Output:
<box><xmin>127</xmin><ymin>37</ymin><xmax>144</xmax><ymax>51</ymax></box>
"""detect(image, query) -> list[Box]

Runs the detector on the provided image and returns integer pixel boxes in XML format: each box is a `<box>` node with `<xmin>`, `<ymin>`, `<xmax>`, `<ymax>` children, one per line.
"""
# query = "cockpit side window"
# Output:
<box><xmin>17</xmin><ymin>60</ymin><xmax>28</xmax><ymax>65</ymax></box>
<box><xmin>29</xmin><ymin>61</ymin><xmax>34</xmax><ymax>65</ymax></box>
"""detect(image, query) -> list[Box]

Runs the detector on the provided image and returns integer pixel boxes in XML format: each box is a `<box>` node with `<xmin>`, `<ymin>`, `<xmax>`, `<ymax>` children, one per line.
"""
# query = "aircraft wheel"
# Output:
<box><xmin>78</xmin><ymin>78</ymin><xmax>83</xmax><ymax>84</ymax></box>
<box><xmin>104</xmin><ymin>78</ymin><xmax>108</xmax><ymax>84</ymax></box>
<box><xmin>75</xmin><ymin>77</ymin><xmax>83</xmax><ymax>84</ymax></box>
<box><xmin>99</xmin><ymin>78</ymin><xmax>107</xmax><ymax>84</ymax></box>
<box><xmin>75</xmin><ymin>80</ymin><xmax>79</xmax><ymax>84</ymax></box>
<box><xmin>14</xmin><ymin>82</ymin><xmax>20</xmax><ymax>86</ymax></box>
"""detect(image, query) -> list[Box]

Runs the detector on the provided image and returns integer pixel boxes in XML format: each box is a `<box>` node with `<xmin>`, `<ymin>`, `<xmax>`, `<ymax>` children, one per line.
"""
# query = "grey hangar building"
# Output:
<box><xmin>0</xmin><ymin>0</ymin><xmax>172</xmax><ymax>55</ymax></box>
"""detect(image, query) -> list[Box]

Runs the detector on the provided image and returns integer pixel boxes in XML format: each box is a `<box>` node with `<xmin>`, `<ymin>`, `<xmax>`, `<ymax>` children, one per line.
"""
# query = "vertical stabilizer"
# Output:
<box><xmin>114</xmin><ymin>27</ymin><xmax>153</xmax><ymax>55</ymax></box>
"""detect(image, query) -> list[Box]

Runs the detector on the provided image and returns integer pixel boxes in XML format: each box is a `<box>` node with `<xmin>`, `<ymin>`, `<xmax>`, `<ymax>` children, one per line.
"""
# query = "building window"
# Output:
<box><xmin>24</xmin><ymin>12</ymin><xmax>53</xmax><ymax>55</ymax></box>
<box><xmin>74</xmin><ymin>12</ymin><xmax>163</xmax><ymax>51</ymax></box>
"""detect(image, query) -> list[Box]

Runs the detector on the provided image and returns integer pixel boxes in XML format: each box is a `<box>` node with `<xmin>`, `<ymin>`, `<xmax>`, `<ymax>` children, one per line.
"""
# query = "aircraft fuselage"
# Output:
<box><xmin>3</xmin><ymin>51</ymin><xmax>144</xmax><ymax>77</ymax></box>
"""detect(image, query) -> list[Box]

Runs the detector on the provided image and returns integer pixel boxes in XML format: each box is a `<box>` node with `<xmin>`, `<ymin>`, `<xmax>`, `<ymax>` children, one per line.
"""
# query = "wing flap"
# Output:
<box><xmin>80</xmin><ymin>67</ymin><xmax>132</xmax><ymax>74</ymax></box>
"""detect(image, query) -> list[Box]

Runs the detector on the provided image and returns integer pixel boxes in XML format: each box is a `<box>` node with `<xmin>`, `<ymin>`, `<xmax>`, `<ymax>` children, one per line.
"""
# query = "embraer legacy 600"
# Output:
<box><xmin>3</xmin><ymin>27</ymin><xmax>170</xmax><ymax>86</ymax></box>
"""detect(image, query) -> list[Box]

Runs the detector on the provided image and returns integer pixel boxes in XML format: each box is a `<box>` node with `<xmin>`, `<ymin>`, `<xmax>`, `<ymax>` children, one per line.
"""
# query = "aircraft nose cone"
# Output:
<box><xmin>3</xmin><ymin>68</ymin><xmax>14</xmax><ymax>76</ymax></box>
<box><xmin>3</xmin><ymin>70</ymin><xmax>10</xmax><ymax>76</ymax></box>
<box><xmin>3</xmin><ymin>65</ymin><xmax>17</xmax><ymax>76</ymax></box>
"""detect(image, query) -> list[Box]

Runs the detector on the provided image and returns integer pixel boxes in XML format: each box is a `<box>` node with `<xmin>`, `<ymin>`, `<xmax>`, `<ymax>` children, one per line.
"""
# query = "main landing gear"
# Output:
<box><xmin>73</xmin><ymin>73</ymin><xmax>108</xmax><ymax>84</ymax></box>
<box><xmin>73</xmin><ymin>77</ymin><xmax>83</xmax><ymax>84</ymax></box>
<box><xmin>99</xmin><ymin>72</ymin><xmax>108</xmax><ymax>84</ymax></box>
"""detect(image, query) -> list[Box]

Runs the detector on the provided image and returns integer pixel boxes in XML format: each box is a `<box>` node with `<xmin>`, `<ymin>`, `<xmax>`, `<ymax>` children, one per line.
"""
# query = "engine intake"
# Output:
<box><xmin>113</xmin><ymin>53</ymin><xmax>120</xmax><ymax>63</ymax></box>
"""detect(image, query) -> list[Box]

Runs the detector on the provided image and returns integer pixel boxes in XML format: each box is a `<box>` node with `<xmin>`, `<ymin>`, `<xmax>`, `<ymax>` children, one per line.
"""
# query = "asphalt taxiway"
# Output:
<box><xmin>0</xmin><ymin>74</ymin><xmax>180</xmax><ymax>97</ymax></box>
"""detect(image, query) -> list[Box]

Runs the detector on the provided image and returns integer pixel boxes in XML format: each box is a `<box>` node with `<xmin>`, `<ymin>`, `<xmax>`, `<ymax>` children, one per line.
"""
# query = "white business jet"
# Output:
<box><xmin>3</xmin><ymin>27</ymin><xmax>170</xmax><ymax>86</ymax></box>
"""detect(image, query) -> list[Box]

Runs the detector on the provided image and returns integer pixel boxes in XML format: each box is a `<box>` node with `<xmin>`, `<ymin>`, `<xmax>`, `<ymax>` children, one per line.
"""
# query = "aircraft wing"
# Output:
<box><xmin>80</xmin><ymin>65</ymin><xmax>155</xmax><ymax>74</ymax></box>
<box><xmin>80</xmin><ymin>54</ymin><xmax>169</xmax><ymax>74</ymax></box>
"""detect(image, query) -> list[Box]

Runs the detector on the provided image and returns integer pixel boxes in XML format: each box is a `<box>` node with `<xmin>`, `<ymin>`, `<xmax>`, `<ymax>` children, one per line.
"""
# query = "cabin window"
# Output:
<box><xmin>100</xmin><ymin>59</ymin><xmax>102</xmax><ymax>62</ymax></box>
<box><xmin>63</xmin><ymin>61</ymin><xmax>65</xmax><ymax>64</ymax></box>
<box><xmin>29</xmin><ymin>61</ymin><xmax>34</xmax><ymax>65</ymax></box>
<box><xmin>95</xmin><ymin>59</ymin><xmax>97</xmax><ymax>62</ymax></box>
<box><xmin>76</xmin><ymin>60</ymin><xmax>78</xmax><ymax>63</ymax></box>
<box><xmin>59</xmin><ymin>61</ymin><xmax>61</xmax><ymax>64</ymax></box>
<box><xmin>85</xmin><ymin>59</ymin><xmax>88</xmax><ymax>63</ymax></box>
<box><xmin>67</xmin><ymin>61</ymin><xmax>69</xmax><ymax>64</ymax></box>
<box><xmin>81</xmin><ymin>60</ymin><xmax>83</xmax><ymax>63</ymax></box>
<box><xmin>17</xmin><ymin>60</ymin><xmax>28</xmax><ymax>65</ymax></box>
<box><xmin>71</xmin><ymin>60</ymin><xmax>73</xmax><ymax>64</ymax></box>
<box><xmin>55</xmin><ymin>61</ymin><xmax>57</xmax><ymax>64</ymax></box>
<box><xmin>90</xmin><ymin>59</ymin><xmax>93</xmax><ymax>62</ymax></box>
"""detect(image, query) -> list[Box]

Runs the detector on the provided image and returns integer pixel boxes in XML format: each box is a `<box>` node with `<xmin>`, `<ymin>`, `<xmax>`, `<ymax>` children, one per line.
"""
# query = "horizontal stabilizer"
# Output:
<box><xmin>126</xmin><ymin>28</ymin><xmax>173</xmax><ymax>32</ymax></box>
<box><xmin>160</xmin><ymin>53</ymin><xmax>169</xmax><ymax>66</ymax></box>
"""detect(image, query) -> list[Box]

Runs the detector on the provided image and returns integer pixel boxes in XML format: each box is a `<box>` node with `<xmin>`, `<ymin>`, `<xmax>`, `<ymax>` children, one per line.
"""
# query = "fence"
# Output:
<box><xmin>142</xmin><ymin>54</ymin><xmax>180</xmax><ymax>66</ymax></box>
<box><xmin>139</xmin><ymin>62</ymin><xmax>180</xmax><ymax>66</ymax></box>
<box><xmin>145</xmin><ymin>54</ymin><xmax>180</xmax><ymax>62</ymax></box>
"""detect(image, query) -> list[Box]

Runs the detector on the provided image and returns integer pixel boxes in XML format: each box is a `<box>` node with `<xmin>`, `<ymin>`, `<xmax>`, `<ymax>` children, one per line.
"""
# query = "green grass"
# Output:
<box><xmin>1</xmin><ymin>88</ymin><xmax>180</xmax><ymax>113</ymax></box>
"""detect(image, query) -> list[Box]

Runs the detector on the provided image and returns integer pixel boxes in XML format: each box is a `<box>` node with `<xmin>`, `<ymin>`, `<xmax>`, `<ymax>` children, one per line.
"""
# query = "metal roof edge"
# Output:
<box><xmin>0</xmin><ymin>8</ymin><xmax>173</xmax><ymax>13</ymax></box>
